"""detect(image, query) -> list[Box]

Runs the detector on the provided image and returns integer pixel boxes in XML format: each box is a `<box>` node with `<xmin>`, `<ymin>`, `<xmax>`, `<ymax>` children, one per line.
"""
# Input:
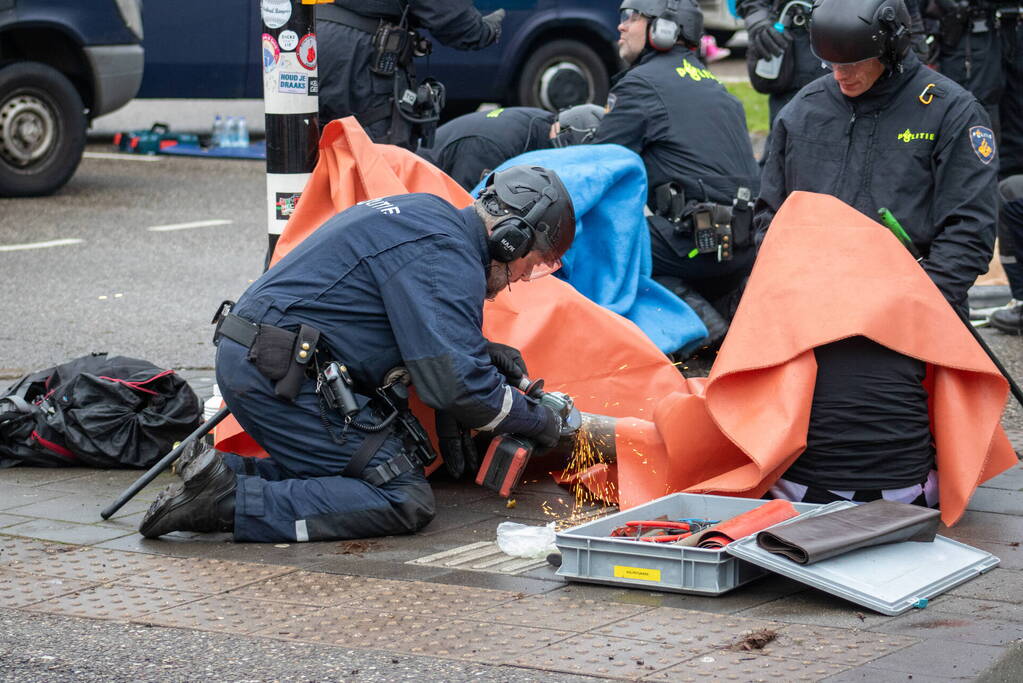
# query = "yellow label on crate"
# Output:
<box><xmin>613</xmin><ymin>565</ymin><xmax>661</xmax><ymax>582</ymax></box>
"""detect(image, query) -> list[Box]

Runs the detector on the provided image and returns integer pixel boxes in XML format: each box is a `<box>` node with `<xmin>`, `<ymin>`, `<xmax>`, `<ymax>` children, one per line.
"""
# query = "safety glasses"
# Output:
<box><xmin>619</xmin><ymin>8</ymin><xmax>644</xmax><ymax>24</ymax></box>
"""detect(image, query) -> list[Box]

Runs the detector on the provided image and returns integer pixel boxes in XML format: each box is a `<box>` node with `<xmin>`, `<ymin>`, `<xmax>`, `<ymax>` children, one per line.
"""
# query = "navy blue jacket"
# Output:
<box><xmin>232</xmin><ymin>193</ymin><xmax>546</xmax><ymax>436</ymax></box>
<box><xmin>591</xmin><ymin>46</ymin><xmax>760</xmax><ymax>206</ymax></box>
<box><xmin>418</xmin><ymin>107</ymin><xmax>555</xmax><ymax>190</ymax></box>
<box><xmin>755</xmin><ymin>54</ymin><xmax>998</xmax><ymax>307</ymax></box>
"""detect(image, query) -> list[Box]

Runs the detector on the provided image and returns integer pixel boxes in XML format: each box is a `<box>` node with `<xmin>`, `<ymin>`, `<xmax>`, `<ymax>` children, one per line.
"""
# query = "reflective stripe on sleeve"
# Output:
<box><xmin>478</xmin><ymin>385</ymin><xmax>514</xmax><ymax>432</ymax></box>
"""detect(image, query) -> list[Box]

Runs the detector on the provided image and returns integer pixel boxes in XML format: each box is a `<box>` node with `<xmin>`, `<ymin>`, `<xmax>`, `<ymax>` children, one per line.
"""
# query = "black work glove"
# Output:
<box><xmin>486</xmin><ymin>341</ymin><xmax>527</xmax><ymax>384</ymax></box>
<box><xmin>534</xmin><ymin>404</ymin><xmax>564</xmax><ymax>449</ymax></box>
<box><xmin>482</xmin><ymin>8</ymin><xmax>505</xmax><ymax>44</ymax></box>
<box><xmin>436</xmin><ymin>411</ymin><xmax>479</xmax><ymax>479</ymax></box>
<box><xmin>745</xmin><ymin>8</ymin><xmax>791</xmax><ymax>60</ymax></box>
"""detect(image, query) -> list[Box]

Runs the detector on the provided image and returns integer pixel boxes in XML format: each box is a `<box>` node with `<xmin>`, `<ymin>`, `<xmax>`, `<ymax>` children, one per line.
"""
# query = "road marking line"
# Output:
<box><xmin>0</xmin><ymin>238</ymin><xmax>84</xmax><ymax>252</ymax></box>
<box><xmin>83</xmin><ymin>151</ymin><xmax>161</xmax><ymax>162</ymax></box>
<box><xmin>148</xmin><ymin>219</ymin><xmax>234</xmax><ymax>232</ymax></box>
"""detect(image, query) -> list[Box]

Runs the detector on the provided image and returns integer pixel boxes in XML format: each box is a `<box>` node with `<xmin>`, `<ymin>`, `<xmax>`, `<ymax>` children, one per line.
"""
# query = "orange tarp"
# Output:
<box><xmin>216</xmin><ymin>119</ymin><xmax>1013</xmax><ymax>527</ymax></box>
<box><xmin>613</xmin><ymin>191</ymin><xmax>1016</xmax><ymax>526</ymax></box>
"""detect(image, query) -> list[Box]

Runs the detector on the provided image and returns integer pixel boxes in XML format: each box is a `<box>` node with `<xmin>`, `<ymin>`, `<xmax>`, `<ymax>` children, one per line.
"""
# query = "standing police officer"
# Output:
<box><xmin>592</xmin><ymin>0</ymin><xmax>761</xmax><ymax>347</ymax></box>
<box><xmin>316</xmin><ymin>1</ymin><xmax>505</xmax><ymax>150</ymax></box>
<box><xmin>139</xmin><ymin>166</ymin><xmax>576</xmax><ymax>543</ymax></box>
<box><xmin>418</xmin><ymin>104</ymin><xmax>605</xmax><ymax>190</ymax></box>
<box><xmin>755</xmin><ymin>0</ymin><xmax>998</xmax><ymax>314</ymax></box>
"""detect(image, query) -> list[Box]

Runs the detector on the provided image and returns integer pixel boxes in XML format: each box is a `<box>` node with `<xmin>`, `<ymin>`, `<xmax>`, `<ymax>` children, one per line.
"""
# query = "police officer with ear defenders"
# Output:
<box><xmin>139</xmin><ymin>165</ymin><xmax>576</xmax><ymax>543</ymax></box>
<box><xmin>755</xmin><ymin>0</ymin><xmax>997</xmax><ymax>315</ymax></box>
<box><xmin>591</xmin><ymin>0</ymin><xmax>761</xmax><ymax>350</ymax></box>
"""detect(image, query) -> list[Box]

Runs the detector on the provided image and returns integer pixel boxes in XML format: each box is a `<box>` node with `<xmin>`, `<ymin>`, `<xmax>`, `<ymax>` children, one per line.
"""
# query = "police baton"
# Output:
<box><xmin>100</xmin><ymin>406</ymin><xmax>231</xmax><ymax>520</ymax></box>
<box><xmin>878</xmin><ymin>208</ymin><xmax>1023</xmax><ymax>410</ymax></box>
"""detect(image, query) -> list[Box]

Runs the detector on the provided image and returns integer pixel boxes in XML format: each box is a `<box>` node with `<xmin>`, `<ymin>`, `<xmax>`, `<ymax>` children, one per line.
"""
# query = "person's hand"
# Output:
<box><xmin>437</xmin><ymin>411</ymin><xmax>478</xmax><ymax>479</ymax></box>
<box><xmin>486</xmin><ymin>341</ymin><xmax>527</xmax><ymax>383</ymax></box>
<box><xmin>745</xmin><ymin>8</ymin><xmax>791</xmax><ymax>59</ymax></box>
<box><xmin>534</xmin><ymin>404</ymin><xmax>563</xmax><ymax>449</ymax></box>
<box><xmin>482</xmin><ymin>8</ymin><xmax>505</xmax><ymax>43</ymax></box>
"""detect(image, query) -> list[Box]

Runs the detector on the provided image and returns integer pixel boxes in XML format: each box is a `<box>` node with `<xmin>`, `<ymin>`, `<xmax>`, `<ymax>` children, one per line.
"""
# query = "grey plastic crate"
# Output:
<box><xmin>555</xmin><ymin>492</ymin><xmax>821</xmax><ymax>595</ymax></box>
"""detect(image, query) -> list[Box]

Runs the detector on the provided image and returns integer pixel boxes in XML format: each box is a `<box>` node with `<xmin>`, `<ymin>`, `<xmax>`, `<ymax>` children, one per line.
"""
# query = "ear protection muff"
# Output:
<box><xmin>648</xmin><ymin>0</ymin><xmax>681</xmax><ymax>51</ymax></box>
<box><xmin>877</xmin><ymin>0</ymin><xmax>911</xmax><ymax>67</ymax></box>
<box><xmin>487</xmin><ymin>185</ymin><xmax>558</xmax><ymax>263</ymax></box>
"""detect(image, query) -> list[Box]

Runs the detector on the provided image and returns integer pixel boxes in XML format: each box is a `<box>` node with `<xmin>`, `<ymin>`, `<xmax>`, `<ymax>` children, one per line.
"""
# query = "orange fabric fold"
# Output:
<box><xmin>614</xmin><ymin>191</ymin><xmax>1016</xmax><ymax>526</ymax></box>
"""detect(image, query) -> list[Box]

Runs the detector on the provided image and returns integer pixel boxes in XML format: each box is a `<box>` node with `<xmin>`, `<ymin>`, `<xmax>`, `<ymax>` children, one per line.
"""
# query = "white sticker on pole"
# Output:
<box><xmin>266</xmin><ymin>173</ymin><xmax>310</xmax><ymax>236</ymax></box>
<box><xmin>278</xmin><ymin>29</ymin><xmax>299</xmax><ymax>51</ymax></box>
<box><xmin>264</xmin><ymin>52</ymin><xmax>318</xmax><ymax>115</ymax></box>
<box><xmin>261</xmin><ymin>0</ymin><xmax>291</xmax><ymax>29</ymax></box>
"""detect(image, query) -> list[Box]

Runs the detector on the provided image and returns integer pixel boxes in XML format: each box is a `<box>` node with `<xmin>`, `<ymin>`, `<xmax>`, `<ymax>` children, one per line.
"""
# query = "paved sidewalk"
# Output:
<box><xmin>2</xmin><ymin>426</ymin><xmax>1022</xmax><ymax>681</ymax></box>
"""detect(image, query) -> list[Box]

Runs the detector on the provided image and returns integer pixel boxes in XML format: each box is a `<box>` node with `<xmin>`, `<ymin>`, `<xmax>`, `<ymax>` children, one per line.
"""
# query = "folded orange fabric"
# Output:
<box><xmin>678</xmin><ymin>499</ymin><xmax>799</xmax><ymax>548</ymax></box>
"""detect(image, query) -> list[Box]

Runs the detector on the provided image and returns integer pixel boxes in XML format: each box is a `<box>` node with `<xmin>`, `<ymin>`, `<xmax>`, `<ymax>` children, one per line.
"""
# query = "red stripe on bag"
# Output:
<box><xmin>31</xmin><ymin>430</ymin><xmax>77</xmax><ymax>461</ymax></box>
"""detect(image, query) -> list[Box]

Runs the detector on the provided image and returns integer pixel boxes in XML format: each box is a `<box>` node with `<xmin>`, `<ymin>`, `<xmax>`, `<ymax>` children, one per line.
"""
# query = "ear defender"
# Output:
<box><xmin>647</xmin><ymin>0</ymin><xmax>681</xmax><ymax>51</ymax></box>
<box><xmin>486</xmin><ymin>185</ymin><xmax>558</xmax><ymax>263</ymax></box>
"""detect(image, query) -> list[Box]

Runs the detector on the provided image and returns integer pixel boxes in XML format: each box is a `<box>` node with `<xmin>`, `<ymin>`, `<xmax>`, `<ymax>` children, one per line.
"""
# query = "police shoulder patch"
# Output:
<box><xmin>969</xmin><ymin>125</ymin><xmax>996</xmax><ymax>164</ymax></box>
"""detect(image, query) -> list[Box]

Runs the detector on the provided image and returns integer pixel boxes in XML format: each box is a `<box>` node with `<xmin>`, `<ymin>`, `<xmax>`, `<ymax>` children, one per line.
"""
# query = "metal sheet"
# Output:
<box><xmin>726</xmin><ymin>501</ymin><xmax>1000</xmax><ymax>616</ymax></box>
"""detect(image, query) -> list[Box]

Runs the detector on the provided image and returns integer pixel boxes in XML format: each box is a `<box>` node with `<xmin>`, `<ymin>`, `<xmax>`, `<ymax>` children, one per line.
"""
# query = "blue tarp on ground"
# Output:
<box><xmin>472</xmin><ymin>144</ymin><xmax>706</xmax><ymax>354</ymax></box>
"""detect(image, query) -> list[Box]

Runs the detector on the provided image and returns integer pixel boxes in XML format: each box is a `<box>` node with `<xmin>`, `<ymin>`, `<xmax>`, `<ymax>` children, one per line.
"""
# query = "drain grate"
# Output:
<box><xmin>408</xmin><ymin>541</ymin><xmax>548</xmax><ymax>575</ymax></box>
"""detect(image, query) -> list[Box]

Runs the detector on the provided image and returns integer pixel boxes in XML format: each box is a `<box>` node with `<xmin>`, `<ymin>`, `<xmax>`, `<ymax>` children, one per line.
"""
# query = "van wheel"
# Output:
<box><xmin>0</xmin><ymin>62</ymin><xmax>86</xmax><ymax>197</ymax></box>
<box><xmin>516</xmin><ymin>39</ymin><xmax>610</xmax><ymax>111</ymax></box>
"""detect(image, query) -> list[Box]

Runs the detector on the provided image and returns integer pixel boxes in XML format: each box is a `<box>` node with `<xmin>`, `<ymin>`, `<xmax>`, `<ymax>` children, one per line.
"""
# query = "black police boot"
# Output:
<box><xmin>171</xmin><ymin>438</ymin><xmax>209</xmax><ymax>477</ymax></box>
<box><xmin>989</xmin><ymin>300</ymin><xmax>1023</xmax><ymax>335</ymax></box>
<box><xmin>139</xmin><ymin>449</ymin><xmax>236</xmax><ymax>538</ymax></box>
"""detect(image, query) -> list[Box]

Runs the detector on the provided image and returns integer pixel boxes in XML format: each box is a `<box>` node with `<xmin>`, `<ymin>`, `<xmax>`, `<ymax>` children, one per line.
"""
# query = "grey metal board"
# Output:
<box><xmin>725</xmin><ymin>501</ymin><xmax>1000</xmax><ymax>616</ymax></box>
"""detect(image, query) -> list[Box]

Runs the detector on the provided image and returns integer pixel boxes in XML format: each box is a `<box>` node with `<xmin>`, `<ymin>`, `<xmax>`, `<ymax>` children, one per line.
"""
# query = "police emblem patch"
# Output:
<box><xmin>969</xmin><ymin>126</ymin><xmax>996</xmax><ymax>164</ymax></box>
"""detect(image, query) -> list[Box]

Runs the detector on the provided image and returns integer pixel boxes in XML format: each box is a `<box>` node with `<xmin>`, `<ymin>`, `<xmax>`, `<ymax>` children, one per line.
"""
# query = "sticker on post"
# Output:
<box><xmin>275</xmin><ymin>192</ymin><xmax>301</xmax><ymax>220</ymax></box>
<box><xmin>278</xmin><ymin>30</ymin><xmax>299</xmax><ymax>51</ymax></box>
<box><xmin>308</xmin><ymin>77</ymin><xmax>319</xmax><ymax>96</ymax></box>
<box><xmin>278</xmin><ymin>71</ymin><xmax>308</xmax><ymax>95</ymax></box>
<box><xmin>297</xmin><ymin>33</ymin><xmax>317</xmax><ymax>70</ymax></box>
<box><xmin>613</xmin><ymin>565</ymin><xmax>661</xmax><ymax>582</ymax></box>
<box><xmin>262</xmin><ymin>34</ymin><xmax>281</xmax><ymax>73</ymax></box>
<box><xmin>261</xmin><ymin>0</ymin><xmax>291</xmax><ymax>29</ymax></box>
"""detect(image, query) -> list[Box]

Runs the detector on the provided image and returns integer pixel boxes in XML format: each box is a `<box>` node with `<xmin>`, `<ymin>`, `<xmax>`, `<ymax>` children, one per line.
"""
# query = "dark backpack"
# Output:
<box><xmin>0</xmin><ymin>353</ymin><xmax>202</xmax><ymax>469</ymax></box>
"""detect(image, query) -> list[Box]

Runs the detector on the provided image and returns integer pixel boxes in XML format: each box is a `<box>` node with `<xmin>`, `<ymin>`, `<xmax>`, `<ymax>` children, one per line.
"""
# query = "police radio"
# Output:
<box><xmin>370</xmin><ymin>23</ymin><xmax>412</xmax><ymax>76</ymax></box>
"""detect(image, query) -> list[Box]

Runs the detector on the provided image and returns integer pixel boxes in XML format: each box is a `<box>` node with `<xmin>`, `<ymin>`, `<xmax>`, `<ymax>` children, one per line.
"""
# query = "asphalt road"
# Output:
<box><xmin>0</xmin><ymin>145</ymin><xmax>267</xmax><ymax>378</ymax></box>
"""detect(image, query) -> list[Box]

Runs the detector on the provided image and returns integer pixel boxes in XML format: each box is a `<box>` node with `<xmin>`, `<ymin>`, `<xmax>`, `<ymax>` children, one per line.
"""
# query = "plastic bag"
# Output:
<box><xmin>496</xmin><ymin>521</ymin><xmax>558</xmax><ymax>559</ymax></box>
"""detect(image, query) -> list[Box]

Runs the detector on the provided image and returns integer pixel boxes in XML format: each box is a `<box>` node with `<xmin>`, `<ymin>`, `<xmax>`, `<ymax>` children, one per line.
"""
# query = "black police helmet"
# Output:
<box><xmin>552</xmin><ymin>104</ymin><xmax>605</xmax><ymax>148</ymax></box>
<box><xmin>481</xmin><ymin>165</ymin><xmax>576</xmax><ymax>262</ymax></box>
<box><xmin>619</xmin><ymin>0</ymin><xmax>703</xmax><ymax>47</ymax></box>
<box><xmin>810</xmin><ymin>0</ymin><xmax>911</xmax><ymax>66</ymax></box>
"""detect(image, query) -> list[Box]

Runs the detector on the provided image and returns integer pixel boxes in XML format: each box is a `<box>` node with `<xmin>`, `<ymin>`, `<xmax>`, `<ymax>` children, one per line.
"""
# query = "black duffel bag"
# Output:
<box><xmin>0</xmin><ymin>353</ymin><xmax>202</xmax><ymax>468</ymax></box>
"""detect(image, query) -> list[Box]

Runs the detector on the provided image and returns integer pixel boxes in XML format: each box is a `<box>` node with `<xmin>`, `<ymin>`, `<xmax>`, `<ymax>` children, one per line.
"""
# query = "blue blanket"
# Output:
<box><xmin>473</xmin><ymin>145</ymin><xmax>706</xmax><ymax>354</ymax></box>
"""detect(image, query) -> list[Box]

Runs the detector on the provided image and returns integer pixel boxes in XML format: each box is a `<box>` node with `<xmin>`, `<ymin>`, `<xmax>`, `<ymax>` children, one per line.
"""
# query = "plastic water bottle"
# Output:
<box><xmin>225</xmin><ymin>116</ymin><xmax>239</xmax><ymax>147</ymax></box>
<box><xmin>755</xmin><ymin>23</ymin><xmax>786</xmax><ymax>80</ymax></box>
<box><xmin>203</xmin><ymin>384</ymin><xmax>222</xmax><ymax>421</ymax></box>
<box><xmin>237</xmin><ymin>116</ymin><xmax>249</xmax><ymax>148</ymax></box>
<box><xmin>211</xmin><ymin>114</ymin><xmax>225</xmax><ymax>147</ymax></box>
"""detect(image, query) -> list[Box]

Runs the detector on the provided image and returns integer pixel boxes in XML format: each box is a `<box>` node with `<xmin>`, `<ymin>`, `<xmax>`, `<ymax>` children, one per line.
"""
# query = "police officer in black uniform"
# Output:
<box><xmin>592</xmin><ymin>0</ymin><xmax>761</xmax><ymax>347</ymax></box>
<box><xmin>316</xmin><ymin>1</ymin><xmax>505</xmax><ymax>150</ymax></box>
<box><xmin>138</xmin><ymin>165</ymin><xmax>576</xmax><ymax>543</ymax></box>
<box><xmin>756</xmin><ymin>0</ymin><xmax>998</xmax><ymax>315</ymax></box>
<box><xmin>418</xmin><ymin>104</ymin><xmax>605</xmax><ymax>190</ymax></box>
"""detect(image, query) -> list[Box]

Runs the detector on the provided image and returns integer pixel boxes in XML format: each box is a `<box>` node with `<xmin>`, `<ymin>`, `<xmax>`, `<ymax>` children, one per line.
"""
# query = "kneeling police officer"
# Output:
<box><xmin>139</xmin><ymin>165</ymin><xmax>576</xmax><ymax>543</ymax></box>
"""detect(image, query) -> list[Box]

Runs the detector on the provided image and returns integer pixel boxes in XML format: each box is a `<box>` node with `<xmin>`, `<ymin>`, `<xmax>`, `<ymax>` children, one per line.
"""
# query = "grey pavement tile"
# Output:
<box><xmin>416</xmin><ymin>506</ymin><xmax>503</xmax><ymax>536</ymax></box>
<box><xmin>429</xmin><ymin>479</ymin><xmax>502</xmax><ymax>507</ymax></box>
<box><xmin>1</xmin><ymin>518</ymin><xmax>134</xmax><ymax>545</ymax></box>
<box><xmin>119</xmin><ymin>556</ymin><xmax>296</xmax><ymax>593</ymax></box>
<box><xmin>135</xmin><ymin>593</ymin><xmax>324</xmax><ymax>634</ymax></box>
<box><xmin>822</xmin><ymin>666</ymin><xmax>961</xmax><ymax>682</ymax></box>
<box><xmin>254</xmin><ymin>605</ymin><xmax>445</xmax><ymax>648</ymax></box>
<box><xmin>505</xmin><ymin>632</ymin><xmax>691</xmax><ymax>679</ymax></box>
<box><xmin>229</xmin><ymin>569</ymin><xmax>393</xmax><ymax>606</ymax></box>
<box><xmin>948</xmin><ymin>567</ymin><xmax>1023</xmax><ymax>603</ymax></box>
<box><xmin>736</xmin><ymin>589</ymin><xmax>891</xmax><ymax>629</ymax></box>
<box><xmin>4</xmin><ymin>491</ymin><xmax>151</xmax><ymax>522</ymax></box>
<box><xmin>305</xmin><ymin>555</ymin><xmax>454</xmax><ymax>581</ymax></box>
<box><xmin>861</xmin><ymin>638</ymin><xmax>1007</xmax><ymax>678</ymax></box>
<box><xmin>646</xmin><ymin>650</ymin><xmax>847</xmax><ymax>682</ymax></box>
<box><xmin>968</xmin><ymin>539</ymin><xmax>1023</xmax><ymax>570</ymax></box>
<box><xmin>939</xmin><ymin>511</ymin><xmax>1023</xmax><ymax>544</ymax></box>
<box><xmin>0</xmin><ymin>468</ymin><xmax>94</xmax><ymax>488</ymax></box>
<box><xmin>869</xmin><ymin>608</ymin><xmax>1023</xmax><ymax>647</ymax></box>
<box><xmin>592</xmin><ymin>606</ymin><xmax>786</xmax><ymax>649</ymax></box>
<box><xmin>0</xmin><ymin>483</ymin><xmax>65</xmax><ymax>511</ymax></box>
<box><xmin>0</xmin><ymin>545</ymin><xmax>164</xmax><ymax>582</ymax></box>
<box><xmin>966</xmin><ymin>487</ymin><xmax>1023</xmax><ymax>515</ymax></box>
<box><xmin>26</xmin><ymin>583</ymin><xmax>206</xmax><ymax>620</ymax></box>
<box><xmin>753</xmin><ymin>624</ymin><xmax>917</xmax><ymax>667</ymax></box>
<box><xmin>979</xmin><ymin>464</ymin><xmax>1023</xmax><ymax>491</ymax></box>
<box><xmin>344</xmin><ymin>578</ymin><xmax>520</xmax><ymax>618</ymax></box>
<box><xmin>0</xmin><ymin>568</ymin><xmax>101</xmax><ymax>608</ymax></box>
<box><xmin>424</xmin><ymin>567</ymin><xmax>565</xmax><ymax>595</ymax></box>
<box><xmin>473</xmin><ymin>591</ymin><xmax>653</xmax><ymax>632</ymax></box>
<box><xmin>0</xmin><ymin>513</ymin><xmax>32</xmax><ymax>528</ymax></box>
<box><xmin>93</xmin><ymin>531</ymin><xmax>237</xmax><ymax>556</ymax></box>
<box><xmin>927</xmin><ymin>595</ymin><xmax>1023</xmax><ymax>622</ymax></box>
<box><xmin>33</xmin><ymin>469</ymin><xmax>174</xmax><ymax>501</ymax></box>
<box><xmin>454</xmin><ymin>491</ymin><xmax>605</xmax><ymax>523</ymax></box>
<box><xmin>395</xmin><ymin>618</ymin><xmax>576</xmax><ymax>665</ymax></box>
